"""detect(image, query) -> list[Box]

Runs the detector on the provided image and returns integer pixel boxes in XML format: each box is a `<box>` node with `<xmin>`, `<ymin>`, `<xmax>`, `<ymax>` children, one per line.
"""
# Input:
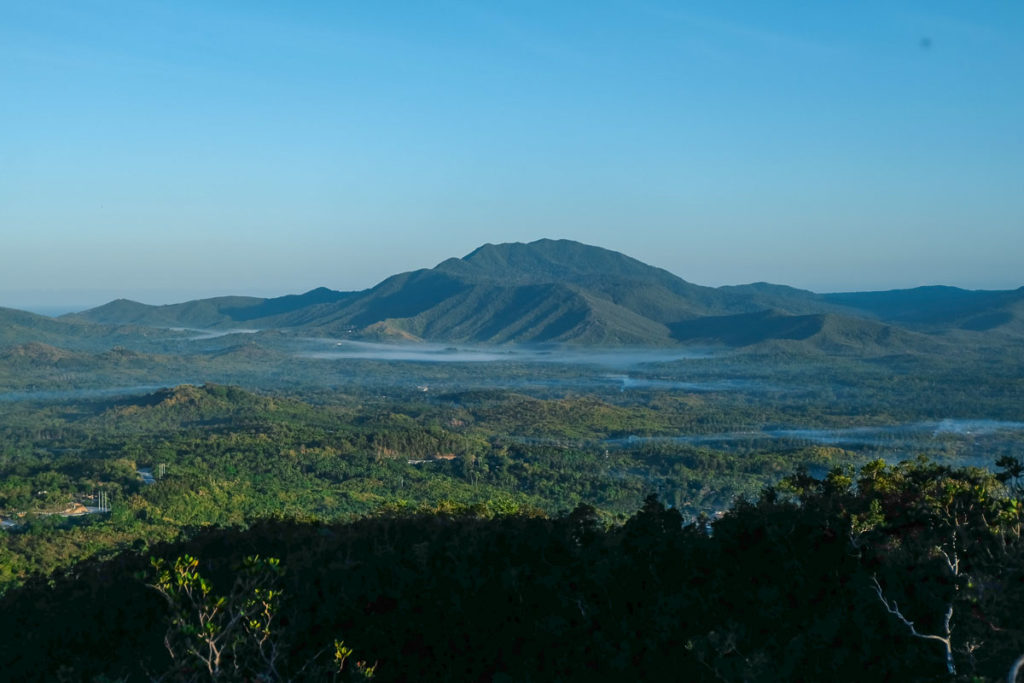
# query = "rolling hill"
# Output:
<box><xmin>0</xmin><ymin>306</ymin><xmax>189</xmax><ymax>351</ymax></box>
<box><xmin>822</xmin><ymin>286</ymin><xmax>1024</xmax><ymax>334</ymax></box>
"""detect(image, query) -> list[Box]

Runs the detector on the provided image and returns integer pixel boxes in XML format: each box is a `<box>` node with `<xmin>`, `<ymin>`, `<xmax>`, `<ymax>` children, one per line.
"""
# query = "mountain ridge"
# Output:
<box><xmin>54</xmin><ymin>239</ymin><xmax>1024</xmax><ymax>350</ymax></box>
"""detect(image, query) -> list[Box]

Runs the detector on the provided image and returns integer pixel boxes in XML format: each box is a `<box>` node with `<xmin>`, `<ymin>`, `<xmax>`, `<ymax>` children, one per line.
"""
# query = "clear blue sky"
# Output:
<box><xmin>2</xmin><ymin>0</ymin><xmax>1022</xmax><ymax>311</ymax></box>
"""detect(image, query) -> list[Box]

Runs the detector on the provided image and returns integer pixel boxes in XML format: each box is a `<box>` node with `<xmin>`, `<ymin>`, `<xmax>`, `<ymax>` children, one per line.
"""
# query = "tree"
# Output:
<box><xmin>852</xmin><ymin>458</ymin><xmax>1021</xmax><ymax>678</ymax></box>
<box><xmin>149</xmin><ymin>554</ymin><xmax>284</xmax><ymax>681</ymax></box>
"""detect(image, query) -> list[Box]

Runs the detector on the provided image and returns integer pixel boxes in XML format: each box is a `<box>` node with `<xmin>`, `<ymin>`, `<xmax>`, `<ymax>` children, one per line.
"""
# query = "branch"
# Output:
<box><xmin>937</xmin><ymin>531</ymin><xmax>960</xmax><ymax>576</ymax></box>
<box><xmin>872</xmin><ymin>575</ymin><xmax>955</xmax><ymax>675</ymax></box>
<box><xmin>872</xmin><ymin>576</ymin><xmax>949</xmax><ymax>644</ymax></box>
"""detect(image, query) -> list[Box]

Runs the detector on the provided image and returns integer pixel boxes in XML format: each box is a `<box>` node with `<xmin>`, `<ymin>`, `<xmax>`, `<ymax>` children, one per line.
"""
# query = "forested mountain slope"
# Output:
<box><xmin>61</xmin><ymin>240</ymin><xmax>1024</xmax><ymax>349</ymax></box>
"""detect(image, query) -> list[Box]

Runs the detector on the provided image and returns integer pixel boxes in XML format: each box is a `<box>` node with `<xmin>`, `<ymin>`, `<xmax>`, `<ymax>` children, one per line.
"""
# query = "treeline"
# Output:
<box><xmin>3</xmin><ymin>457</ymin><xmax>1023</xmax><ymax>681</ymax></box>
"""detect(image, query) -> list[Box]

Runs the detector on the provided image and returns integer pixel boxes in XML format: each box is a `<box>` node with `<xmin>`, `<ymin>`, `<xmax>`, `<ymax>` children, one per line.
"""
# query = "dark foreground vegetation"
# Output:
<box><xmin>2</xmin><ymin>457</ymin><xmax>1024</xmax><ymax>682</ymax></box>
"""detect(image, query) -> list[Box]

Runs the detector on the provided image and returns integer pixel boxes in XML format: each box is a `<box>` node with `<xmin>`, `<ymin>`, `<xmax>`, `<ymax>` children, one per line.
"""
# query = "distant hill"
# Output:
<box><xmin>0</xmin><ymin>342</ymin><xmax>156</xmax><ymax>369</ymax></box>
<box><xmin>0</xmin><ymin>306</ymin><xmax>184</xmax><ymax>351</ymax></box>
<box><xmin>94</xmin><ymin>383</ymin><xmax>270</xmax><ymax>431</ymax></box>
<box><xmin>78</xmin><ymin>287</ymin><xmax>359</xmax><ymax>329</ymax></box>
<box><xmin>89</xmin><ymin>383</ymin><xmax>340</xmax><ymax>434</ymax></box>
<box><xmin>822</xmin><ymin>286</ymin><xmax>1024</xmax><ymax>334</ymax></box>
<box><xmin>0</xmin><ymin>341</ymin><xmax>83</xmax><ymax>365</ymax></box>
<box><xmin>76</xmin><ymin>295</ymin><xmax>269</xmax><ymax>328</ymax></box>
<box><xmin>64</xmin><ymin>239</ymin><xmax>1023</xmax><ymax>350</ymax></box>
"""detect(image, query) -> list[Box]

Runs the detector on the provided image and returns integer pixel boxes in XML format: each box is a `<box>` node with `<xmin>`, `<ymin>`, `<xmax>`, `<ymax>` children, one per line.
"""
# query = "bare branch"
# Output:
<box><xmin>937</xmin><ymin>531</ymin><xmax>960</xmax><ymax>576</ymax></box>
<box><xmin>872</xmin><ymin>575</ymin><xmax>955</xmax><ymax>675</ymax></box>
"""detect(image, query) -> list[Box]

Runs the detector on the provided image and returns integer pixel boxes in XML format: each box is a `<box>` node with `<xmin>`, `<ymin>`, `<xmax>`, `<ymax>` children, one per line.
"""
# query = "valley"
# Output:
<box><xmin>1</xmin><ymin>240</ymin><xmax>1022</xmax><ymax>681</ymax></box>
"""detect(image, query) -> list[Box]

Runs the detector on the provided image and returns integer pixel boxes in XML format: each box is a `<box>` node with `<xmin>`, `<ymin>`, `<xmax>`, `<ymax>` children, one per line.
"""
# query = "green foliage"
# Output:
<box><xmin>334</xmin><ymin>640</ymin><xmax>377</xmax><ymax>680</ymax></box>
<box><xmin>149</xmin><ymin>553</ymin><xmax>285</xmax><ymax>681</ymax></box>
<box><xmin>4</xmin><ymin>463</ymin><xmax>1023</xmax><ymax>681</ymax></box>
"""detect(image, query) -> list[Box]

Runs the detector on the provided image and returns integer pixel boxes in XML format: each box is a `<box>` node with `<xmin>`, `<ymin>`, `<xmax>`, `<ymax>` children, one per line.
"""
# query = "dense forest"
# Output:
<box><xmin>0</xmin><ymin>382</ymin><xmax>856</xmax><ymax>589</ymax></box>
<box><xmin>2</xmin><ymin>457</ymin><xmax>1024</xmax><ymax>681</ymax></box>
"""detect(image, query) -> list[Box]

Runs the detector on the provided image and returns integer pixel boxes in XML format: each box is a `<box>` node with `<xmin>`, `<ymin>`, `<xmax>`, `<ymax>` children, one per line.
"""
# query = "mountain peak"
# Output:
<box><xmin>446</xmin><ymin>239</ymin><xmax>687</xmax><ymax>291</ymax></box>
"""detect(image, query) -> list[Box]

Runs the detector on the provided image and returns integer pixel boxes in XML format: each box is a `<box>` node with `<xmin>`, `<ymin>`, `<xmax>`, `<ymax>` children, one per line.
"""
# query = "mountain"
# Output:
<box><xmin>67</xmin><ymin>239</ymin><xmax>1024</xmax><ymax>350</ymax></box>
<box><xmin>259</xmin><ymin>239</ymin><xmax>857</xmax><ymax>345</ymax></box>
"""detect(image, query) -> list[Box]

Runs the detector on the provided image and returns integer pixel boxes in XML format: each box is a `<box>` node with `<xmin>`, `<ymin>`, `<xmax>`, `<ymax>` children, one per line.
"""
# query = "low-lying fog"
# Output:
<box><xmin>509</xmin><ymin>420</ymin><xmax>1024</xmax><ymax>470</ymax></box>
<box><xmin>604</xmin><ymin>374</ymin><xmax>773</xmax><ymax>392</ymax></box>
<box><xmin>607</xmin><ymin>419</ymin><xmax>1024</xmax><ymax>453</ymax></box>
<box><xmin>170</xmin><ymin>328</ymin><xmax>261</xmax><ymax>341</ymax></box>
<box><xmin>296</xmin><ymin>340</ymin><xmax>714</xmax><ymax>367</ymax></box>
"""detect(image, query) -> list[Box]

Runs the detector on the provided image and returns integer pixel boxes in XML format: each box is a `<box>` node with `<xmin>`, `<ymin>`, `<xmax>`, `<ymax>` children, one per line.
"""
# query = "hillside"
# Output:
<box><xmin>96</xmin><ymin>383</ymin><xmax>296</xmax><ymax>432</ymax></box>
<box><xmin>73</xmin><ymin>295</ymin><xmax>271</xmax><ymax>328</ymax></box>
<box><xmin>823</xmin><ymin>286</ymin><xmax>1024</xmax><ymax>334</ymax></box>
<box><xmin>65</xmin><ymin>239</ymin><xmax>1024</xmax><ymax>350</ymax></box>
<box><xmin>0</xmin><ymin>307</ymin><xmax>186</xmax><ymax>351</ymax></box>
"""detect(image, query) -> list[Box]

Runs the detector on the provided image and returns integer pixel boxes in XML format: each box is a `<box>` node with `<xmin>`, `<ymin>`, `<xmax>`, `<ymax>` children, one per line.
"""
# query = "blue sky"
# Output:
<box><xmin>2</xmin><ymin>1</ymin><xmax>1022</xmax><ymax>311</ymax></box>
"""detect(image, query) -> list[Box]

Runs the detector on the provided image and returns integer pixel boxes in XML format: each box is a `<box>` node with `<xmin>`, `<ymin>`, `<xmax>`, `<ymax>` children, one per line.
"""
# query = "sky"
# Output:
<box><xmin>2</xmin><ymin>1</ymin><xmax>1023</xmax><ymax>312</ymax></box>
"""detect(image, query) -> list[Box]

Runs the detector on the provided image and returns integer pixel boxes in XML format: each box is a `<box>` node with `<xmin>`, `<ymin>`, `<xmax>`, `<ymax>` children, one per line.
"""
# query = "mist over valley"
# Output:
<box><xmin>1</xmin><ymin>242</ymin><xmax>1020</xmax><ymax>496</ymax></box>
